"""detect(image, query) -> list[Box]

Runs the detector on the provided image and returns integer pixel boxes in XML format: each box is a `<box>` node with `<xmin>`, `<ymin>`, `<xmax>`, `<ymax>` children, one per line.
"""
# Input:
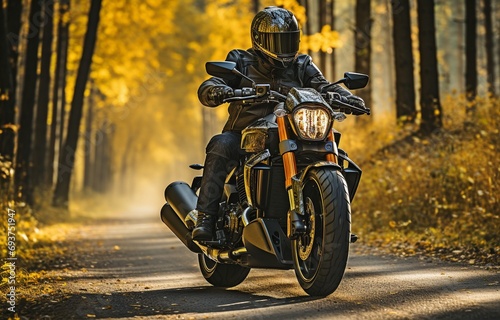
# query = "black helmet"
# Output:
<box><xmin>251</xmin><ymin>6</ymin><xmax>300</xmax><ymax>68</ymax></box>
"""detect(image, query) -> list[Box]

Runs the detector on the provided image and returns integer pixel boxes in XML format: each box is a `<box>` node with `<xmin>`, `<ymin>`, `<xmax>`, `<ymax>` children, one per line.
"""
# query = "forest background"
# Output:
<box><xmin>0</xmin><ymin>0</ymin><xmax>499</xmax><ymax>275</ymax></box>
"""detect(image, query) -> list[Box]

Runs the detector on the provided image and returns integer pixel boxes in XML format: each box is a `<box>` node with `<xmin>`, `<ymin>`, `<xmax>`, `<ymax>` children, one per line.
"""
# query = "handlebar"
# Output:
<box><xmin>325</xmin><ymin>93</ymin><xmax>371</xmax><ymax>115</ymax></box>
<box><xmin>223</xmin><ymin>86</ymin><xmax>370</xmax><ymax>115</ymax></box>
<box><xmin>224</xmin><ymin>86</ymin><xmax>286</xmax><ymax>103</ymax></box>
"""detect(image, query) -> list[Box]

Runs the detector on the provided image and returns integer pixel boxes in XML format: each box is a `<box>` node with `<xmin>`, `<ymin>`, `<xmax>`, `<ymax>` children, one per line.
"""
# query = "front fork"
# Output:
<box><xmin>276</xmin><ymin>109</ymin><xmax>339</xmax><ymax>239</ymax></box>
<box><xmin>326</xmin><ymin>130</ymin><xmax>338</xmax><ymax>163</ymax></box>
<box><xmin>276</xmin><ymin>115</ymin><xmax>303</xmax><ymax>238</ymax></box>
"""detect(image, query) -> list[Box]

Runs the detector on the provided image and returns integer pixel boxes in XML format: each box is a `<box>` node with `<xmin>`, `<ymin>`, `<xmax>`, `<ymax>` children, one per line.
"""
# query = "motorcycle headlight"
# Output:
<box><xmin>292</xmin><ymin>106</ymin><xmax>332</xmax><ymax>141</ymax></box>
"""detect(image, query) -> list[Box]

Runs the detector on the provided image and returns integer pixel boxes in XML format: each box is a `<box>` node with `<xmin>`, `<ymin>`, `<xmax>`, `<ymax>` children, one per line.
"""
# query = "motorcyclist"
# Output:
<box><xmin>192</xmin><ymin>6</ymin><xmax>368</xmax><ymax>241</ymax></box>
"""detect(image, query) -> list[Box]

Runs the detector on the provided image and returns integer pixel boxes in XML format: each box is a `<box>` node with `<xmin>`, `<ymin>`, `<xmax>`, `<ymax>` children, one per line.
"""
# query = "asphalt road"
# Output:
<box><xmin>20</xmin><ymin>210</ymin><xmax>500</xmax><ymax>319</ymax></box>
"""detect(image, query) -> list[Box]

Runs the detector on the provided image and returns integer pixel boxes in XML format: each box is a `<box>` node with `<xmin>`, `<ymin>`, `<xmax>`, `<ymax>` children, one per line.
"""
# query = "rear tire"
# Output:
<box><xmin>198</xmin><ymin>254</ymin><xmax>250</xmax><ymax>288</ymax></box>
<box><xmin>292</xmin><ymin>168</ymin><xmax>351</xmax><ymax>296</ymax></box>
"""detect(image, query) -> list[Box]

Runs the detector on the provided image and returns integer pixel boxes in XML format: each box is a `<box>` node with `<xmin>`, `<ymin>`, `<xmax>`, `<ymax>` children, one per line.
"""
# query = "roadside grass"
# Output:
<box><xmin>340</xmin><ymin>95</ymin><xmax>499</xmax><ymax>266</ymax></box>
<box><xmin>0</xmin><ymin>191</ymin><xmax>124</xmax><ymax>316</ymax></box>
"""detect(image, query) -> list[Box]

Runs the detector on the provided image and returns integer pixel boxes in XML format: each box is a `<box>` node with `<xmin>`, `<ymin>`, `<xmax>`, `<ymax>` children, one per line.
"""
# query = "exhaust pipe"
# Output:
<box><xmin>161</xmin><ymin>181</ymin><xmax>248</xmax><ymax>264</ymax></box>
<box><xmin>160</xmin><ymin>203</ymin><xmax>201</xmax><ymax>253</ymax></box>
<box><xmin>160</xmin><ymin>181</ymin><xmax>201</xmax><ymax>253</ymax></box>
<box><xmin>165</xmin><ymin>181</ymin><xmax>198</xmax><ymax>227</ymax></box>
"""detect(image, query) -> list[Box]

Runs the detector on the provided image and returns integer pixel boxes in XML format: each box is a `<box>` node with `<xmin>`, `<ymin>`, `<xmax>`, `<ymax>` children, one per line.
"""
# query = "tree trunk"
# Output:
<box><xmin>300</xmin><ymin>0</ymin><xmax>312</xmax><ymax>56</ymax></box>
<box><xmin>83</xmin><ymin>88</ymin><xmax>94</xmax><ymax>190</ymax></box>
<box><xmin>0</xmin><ymin>2</ymin><xmax>13</xmax><ymax>198</ymax></box>
<box><xmin>58</xmin><ymin>0</ymin><xmax>70</xmax><ymax>159</ymax></box>
<box><xmin>47</xmin><ymin>0</ymin><xmax>70</xmax><ymax>187</ymax></box>
<box><xmin>0</xmin><ymin>0</ymin><xmax>22</xmax><ymax>163</ymax></box>
<box><xmin>392</xmin><ymin>0</ymin><xmax>416</xmax><ymax>124</ymax></box>
<box><xmin>91</xmin><ymin>121</ymin><xmax>113</xmax><ymax>193</ymax></box>
<box><xmin>0</xmin><ymin>2</ymin><xmax>13</xmax><ymax>157</ymax></box>
<box><xmin>92</xmin><ymin>124</ymin><xmax>102</xmax><ymax>192</ymax></box>
<box><xmin>32</xmin><ymin>0</ymin><xmax>54</xmax><ymax>188</ymax></box>
<box><xmin>355</xmin><ymin>0</ymin><xmax>372</xmax><ymax>112</ymax></box>
<box><xmin>319</xmin><ymin>0</ymin><xmax>328</xmax><ymax>74</ymax></box>
<box><xmin>483</xmin><ymin>0</ymin><xmax>495</xmax><ymax>97</ymax></box>
<box><xmin>118</xmin><ymin>135</ymin><xmax>135</xmax><ymax>195</ymax></box>
<box><xmin>253</xmin><ymin>0</ymin><xmax>259</xmax><ymax>14</ymax></box>
<box><xmin>465</xmin><ymin>0</ymin><xmax>477</xmax><ymax>104</ymax></box>
<box><xmin>497</xmin><ymin>8</ymin><xmax>500</xmax><ymax>95</ymax></box>
<box><xmin>53</xmin><ymin>0</ymin><xmax>102</xmax><ymax>208</ymax></box>
<box><xmin>103</xmin><ymin>124</ymin><xmax>113</xmax><ymax>192</ymax></box>
<box><xmin>330</xmin><ymin>0</ymin><xmax>336</xmax><ymax>79</ymax></box>
<box><xmin>453</xmin><ymin>1</ymin><xmax>465</xmax><ymax>93</ymax></box>
<box><xmin>417</xmin><ymin>0</ymin><xmax>442</xmax><ymax>133</ymax></box>
<box><xmin>14</xmin><ymin>0</ymin><xmax>42</xmax><ymax>205</ymax></box>
<box><xmin>384</xmin><ymin>0</ymin><xmax>395</xmax><ymax>112</ymax></box>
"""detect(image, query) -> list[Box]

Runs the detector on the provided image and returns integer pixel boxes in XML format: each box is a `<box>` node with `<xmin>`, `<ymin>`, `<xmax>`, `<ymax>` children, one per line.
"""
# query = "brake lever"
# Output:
<box><xmin>349</xmin><ymin>105</ymin><xmax>371</xmax><ymax>115</ymax></box>
<box><xmin>328</xmin><ymin>96</ymin><xmax>371</xmax><ymax>115</ymax></box>
<box><xmin>223</xmin><ymin>95</ymin><xmax>260</xmax><ymax>103</ymax></box>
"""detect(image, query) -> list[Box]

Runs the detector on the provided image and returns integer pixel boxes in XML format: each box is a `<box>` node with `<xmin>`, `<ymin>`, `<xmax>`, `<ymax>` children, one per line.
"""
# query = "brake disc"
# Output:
<box><xmin>299</xmin><ymin>197</ymin><xmax>316</xmax><ymax>260</ymax></box>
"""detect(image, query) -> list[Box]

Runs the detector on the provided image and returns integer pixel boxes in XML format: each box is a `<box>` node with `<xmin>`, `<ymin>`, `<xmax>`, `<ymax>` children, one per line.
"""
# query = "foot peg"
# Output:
<box><xmin>350</xmin><ymin>233</ymin><xmax>358</xmax><ymax>243</ymax></box>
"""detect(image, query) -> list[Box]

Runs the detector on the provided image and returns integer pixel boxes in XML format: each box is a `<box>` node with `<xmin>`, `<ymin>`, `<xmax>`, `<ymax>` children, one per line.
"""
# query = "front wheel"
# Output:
<box><xmin>292</xmin><ymin>168</ymin><xmax>351</xmax><ymax>296</ymax></box>
<box><xmin>198</xmin><ymin>254</ymin><xmax>250</xmax><ymax>288</ymax></box>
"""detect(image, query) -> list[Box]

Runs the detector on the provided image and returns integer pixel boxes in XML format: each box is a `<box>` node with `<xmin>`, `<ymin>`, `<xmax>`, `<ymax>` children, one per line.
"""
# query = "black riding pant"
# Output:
<box><xmin>196</xmin><ymin>131</ymin><xmax>241</xmax><ymax>216</ymax></box>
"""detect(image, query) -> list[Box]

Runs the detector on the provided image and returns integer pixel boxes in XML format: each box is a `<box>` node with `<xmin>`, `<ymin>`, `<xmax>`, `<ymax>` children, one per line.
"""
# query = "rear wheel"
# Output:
<box><xmin>292</xmin><ymin>168</ymin><xmax>351</xmax><ymax>296</ymax></box>
<box><xmin>198</xmin><ymin>254</ymin><xmax>250</xmax><ymax>288</ymax></box>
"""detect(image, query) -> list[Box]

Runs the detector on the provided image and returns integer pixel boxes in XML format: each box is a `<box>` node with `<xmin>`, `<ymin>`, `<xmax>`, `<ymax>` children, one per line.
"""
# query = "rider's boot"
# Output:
<box><xmin>192</xmin><ymin>212</ymin><xmax>215</xmax><ymax>241</ymax></box>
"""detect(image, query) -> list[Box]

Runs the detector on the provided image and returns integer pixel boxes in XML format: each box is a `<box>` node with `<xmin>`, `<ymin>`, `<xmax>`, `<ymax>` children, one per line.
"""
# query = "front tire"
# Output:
<box><xmin>198</xmin><ymin>254</ymin><xmax>250</xmax><ymax>288</ymax></box>
<box><xmin>292</xmin><ymin>168</ymin><xmax>351</xmax><ymax>296</ymax></box>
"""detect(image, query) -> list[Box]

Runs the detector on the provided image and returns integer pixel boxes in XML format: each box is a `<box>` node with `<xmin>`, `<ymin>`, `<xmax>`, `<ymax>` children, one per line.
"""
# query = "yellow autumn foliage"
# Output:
<box><xmin>302</xmin><ymin>25</ymin><xmax>340</xmax><ymax>53</ymax></box>
<box><xmin>65</xmin><ymin>0</ymin><xmax>337</xmax><ymax>113</ymax></box>
<box><xmin>338</xmin><ymin>95</ymin><xmax>500</xmax><ymax>262</ymax></box>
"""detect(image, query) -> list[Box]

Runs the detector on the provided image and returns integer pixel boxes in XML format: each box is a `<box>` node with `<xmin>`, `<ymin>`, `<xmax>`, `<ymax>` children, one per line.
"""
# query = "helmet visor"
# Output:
<box><xmin>259</xmin><ymin>31</ymin><xmax>300</xmax><ymax>56</ymax></box>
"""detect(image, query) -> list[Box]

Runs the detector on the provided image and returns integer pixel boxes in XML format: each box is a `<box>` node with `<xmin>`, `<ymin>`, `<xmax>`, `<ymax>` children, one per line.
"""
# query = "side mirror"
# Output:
<box><xmin>205</xmin><ymin>61</ymin><xmax>255</xmax><ymax>84</ymax></box>
<box><xmin>343</xmin><ymin>72</ymin><xmax>369</xmax><ymax>90</ymax></box>
<box><xmin>324</xmin><ymin>72</ymin><xmax>369</xmax><ymax>91</ymax></box>
<box><xmin>206</xmin><ymin>61</ymin><xmax>237</xmax><ymax>78</ymax></box>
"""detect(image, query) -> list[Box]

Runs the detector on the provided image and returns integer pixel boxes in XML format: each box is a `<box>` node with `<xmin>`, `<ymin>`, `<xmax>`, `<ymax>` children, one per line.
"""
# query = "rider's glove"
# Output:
<box><xmin>344</xmin><ymin>95</ymin><xmax>368</xmax><ymax>115</ymax></box>
<box><xmin>207</xmin><ymin>85</ymin><xmax>234</xmax><ymax>105</ymax></box>
<box><xmin>328</xmin><ymin>93</ymin><xmax>368</xmax><ymax>115</ymax></box>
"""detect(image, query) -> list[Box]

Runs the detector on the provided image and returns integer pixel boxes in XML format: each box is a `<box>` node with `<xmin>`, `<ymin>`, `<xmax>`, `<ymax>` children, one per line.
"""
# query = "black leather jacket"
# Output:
<box><xmin>198</xmin><ymin>48</ymin><xmax>353</xmax><ymax>133</ymax></box>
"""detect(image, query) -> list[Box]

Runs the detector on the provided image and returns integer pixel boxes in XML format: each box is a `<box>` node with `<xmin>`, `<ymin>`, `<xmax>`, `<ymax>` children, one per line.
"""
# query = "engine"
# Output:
<box><xmin>218</xmin><ymin>202</ymin><xmax>245</xmax><ymax>246</ymax></box>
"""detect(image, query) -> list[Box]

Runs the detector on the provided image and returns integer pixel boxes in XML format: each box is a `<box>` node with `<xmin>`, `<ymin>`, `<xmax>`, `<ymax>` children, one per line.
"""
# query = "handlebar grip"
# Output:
<box><xmin>328</xmin><ymin>97</ymin><xmax>352</xmax><ymax>110</ymax></box>
<box><xmin>326</xmin><ymin>93</ymin><xmax>370</xmax><ymax>115</ymax></box>
<box><xmin>233</xmin><ymin>87</ymin><xmax>254</xmax><ymax>97</ymax></box>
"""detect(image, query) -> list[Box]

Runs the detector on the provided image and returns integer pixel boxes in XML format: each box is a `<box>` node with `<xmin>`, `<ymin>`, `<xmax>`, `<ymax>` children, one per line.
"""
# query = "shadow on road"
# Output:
<box><xmin>23</xmin><ymin>285</ymin><xmax>320</xmax><ymax>319</ymax></box>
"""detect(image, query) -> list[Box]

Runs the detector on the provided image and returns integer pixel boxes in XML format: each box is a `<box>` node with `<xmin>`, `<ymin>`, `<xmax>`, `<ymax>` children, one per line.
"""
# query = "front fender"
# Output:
<box><xmin>296</xmin><ymin>161</ymin><xmax>342</xmax><ymax>183</ymax></box>
<box><xmin>289</xmin><ymin>161</ymin><xmax>343</xmax><ymax>216</ymax></box>
<box><xmin>295</xmin><ymin>160</ymin><xmax>361</xmax><ymax>202</ymax></box>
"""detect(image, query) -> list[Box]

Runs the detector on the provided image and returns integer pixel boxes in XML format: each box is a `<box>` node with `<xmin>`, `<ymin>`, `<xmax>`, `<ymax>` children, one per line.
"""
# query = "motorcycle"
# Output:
<box><xmin>160</xmin><ymin>61</ymin><xmax>369</xmax><ymax>296</ymax></box>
